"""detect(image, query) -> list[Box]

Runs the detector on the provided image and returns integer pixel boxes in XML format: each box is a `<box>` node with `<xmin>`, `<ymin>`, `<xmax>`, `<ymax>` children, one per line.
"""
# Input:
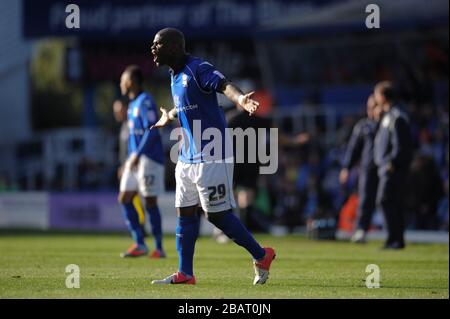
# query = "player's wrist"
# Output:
<box><xmin>168</xmin><ymin>109</ymin><xmax>177</xmax><ymax>121</ymax></box>
<box><xmin>238</xmin><ymin>94</ymin><xmax>245</xmax><ymax>106</ymax></box>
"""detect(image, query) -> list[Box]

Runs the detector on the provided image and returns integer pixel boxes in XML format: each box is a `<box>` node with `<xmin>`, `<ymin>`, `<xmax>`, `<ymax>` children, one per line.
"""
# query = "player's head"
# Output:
<box><xmin>120</xmin><ymin>65</ymin><xmax>144</xmax><ymax>96</ymax></box>
<box><xmin>374</xmin><ymin>81</ymin><xmax>396</xmax><ymax>111</ymax></box>
<box><xmin>113</xmin><ymin>97</ymin><xmax>128</xmax><ymax>123</ymax></box>
<box><xmin>366</xmin><ymin>94</ymin><xmax>377</xmax><ymax>120</ymax></box>
<box><xmin>151</xmin><ymin>28</ymin><xmax>186</xmax><ymax>67</ymax></box>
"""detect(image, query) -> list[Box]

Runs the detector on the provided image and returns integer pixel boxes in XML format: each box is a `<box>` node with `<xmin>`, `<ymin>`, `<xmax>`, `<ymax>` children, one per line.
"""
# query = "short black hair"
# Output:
<box><xmin>157</xmin><ymin>27</ymin><xmax>185</xmax><ymax>51</ymax></box>
<box><xmin>375</xmin><ymin>81</ymin><xmax>397</xmax><ymax>102</ymax></box>
<box><xmin>124</xmin><ymin>65</ymin><xmax>144</xmax><ymax>86</ymax></box>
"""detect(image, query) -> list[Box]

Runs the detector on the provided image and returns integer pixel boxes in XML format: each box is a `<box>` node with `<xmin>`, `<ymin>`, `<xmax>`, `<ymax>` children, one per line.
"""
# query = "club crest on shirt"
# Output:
<box><xmin>182</xmin><ymin>73</ymin><xmax>189</xmax><ymax>87</ymax></box>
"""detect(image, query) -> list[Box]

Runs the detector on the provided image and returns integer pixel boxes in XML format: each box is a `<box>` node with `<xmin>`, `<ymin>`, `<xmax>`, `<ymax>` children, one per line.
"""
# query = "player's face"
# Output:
<box><xmin>373</xmin><ymin>104</ymin><xmax>383</xmax><ymax>122</ymax></box>
<box><xmin>366</xmin><ymin>97</ymin><xmax>376</xmax><ymax>119</ymax></box>
<box><xmin>120</xmin><ymin>72</ymin><xmax>131</xmax><ymax>96</ymax></box>
<box><xmin>113</xmin><ymin>101</ymin><xmax>127</xmax><ymax>122</ymax></box>
<box><xmin>151</xmin><ymin>33</ymin><xmax>169</xmax><ymax>67</ymax></box>
<box><xmin>374</xmin><ymin>89</ymin><xmax>385</xmax><ymax>106</ymax></box>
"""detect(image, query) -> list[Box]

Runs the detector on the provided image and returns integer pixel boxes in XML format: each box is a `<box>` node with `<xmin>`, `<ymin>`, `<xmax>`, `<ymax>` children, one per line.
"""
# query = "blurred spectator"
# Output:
<box><xmin>339</xmin><ymin>95</ymin><xmax>379</xmax><ymax>243</ymax></box>
<box><xmin>0</xmin><ymin>173</ymin><xmax>18</xmax><ymax>192</ymax></box>
<box><xmin>405</xmin><ymin>153</ymin><xmax>445</xmax><ymax>230</ymax></box>
<box><xmin>273</xmin><ymin>152</ymin><xmax>303</xmax><ymax>232</ymax></box>
<box><xmin>373</xmin><ymin>81</ymin><xmax>413</xmax><ymax>249</ymax></box>
<box><xmin>227</xmin><ymin>108</ymin><xmax>273</xmax><ymax>233</ymax></box>
<box><xmin>436</xmin><ymin>175</ymin><xmax>449</xmax><ymax>231</ymax></box>
<box><xmin>77</xmin><ymin>157</ymin><xmax>105</xmax><ymax>190</ymax></box>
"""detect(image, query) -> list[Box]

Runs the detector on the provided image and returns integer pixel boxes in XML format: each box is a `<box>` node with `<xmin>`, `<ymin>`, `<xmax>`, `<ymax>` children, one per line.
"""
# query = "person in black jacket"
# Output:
<box><xmin>340</xmin><ymin>94</ymin><xmax>379</xmax><ymax>243</ymax></box>
<box><xmin>373</xmin><ymin>81</ymin><xmax>413</xmax><ymax>249</ymax></box>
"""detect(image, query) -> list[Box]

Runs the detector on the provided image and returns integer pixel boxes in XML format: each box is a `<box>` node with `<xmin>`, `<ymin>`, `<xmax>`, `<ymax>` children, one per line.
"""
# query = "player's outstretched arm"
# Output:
<box><xmin>150</xmin><ymin>107</ymin><xmax>177</xmax><ymax>129</ymax></box>
<box><xmin>221</xmin><ymin>82</ymin><xmax>259</xmax><ymax>116</ymax></box>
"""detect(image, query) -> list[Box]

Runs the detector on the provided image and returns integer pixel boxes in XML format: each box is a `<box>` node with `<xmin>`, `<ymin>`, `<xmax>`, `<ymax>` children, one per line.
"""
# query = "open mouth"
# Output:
<box><xmin>152</xmin><ymin>51</ymin><xmax>158</xmax><ymax>63</ymax></box>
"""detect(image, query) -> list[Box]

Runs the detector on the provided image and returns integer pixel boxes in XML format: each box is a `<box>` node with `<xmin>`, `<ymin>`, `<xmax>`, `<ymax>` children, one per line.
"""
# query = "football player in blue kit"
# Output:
<box><xmin>118</xmin><ymin>65</ymin><xmax>166</xmax><ymax>259</ymax></box>
<box><xmin>149</xmin><ymin>28</ymin><xmax>276</xmax><ymax>285</ymax></box>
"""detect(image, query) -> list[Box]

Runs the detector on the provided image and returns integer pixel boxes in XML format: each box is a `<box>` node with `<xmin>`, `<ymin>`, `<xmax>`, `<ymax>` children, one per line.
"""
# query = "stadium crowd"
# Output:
<box><xmin>245</xmin><ymin>89</ymin><xmax>449</xmax><ymax>233</ymax></box>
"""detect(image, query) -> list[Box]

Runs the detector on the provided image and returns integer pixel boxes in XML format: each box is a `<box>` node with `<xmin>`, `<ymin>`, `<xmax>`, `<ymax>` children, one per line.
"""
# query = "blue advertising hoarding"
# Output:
<box><xmin>22</xmin><ymin>0</ymin><xmax>337</xmax><ymax>39</ymax></box>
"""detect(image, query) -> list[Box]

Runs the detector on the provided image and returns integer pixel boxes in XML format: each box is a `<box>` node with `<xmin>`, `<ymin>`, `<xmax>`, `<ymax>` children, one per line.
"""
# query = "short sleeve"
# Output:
<box><xmin>196</xmin><ymin>61</ymin><xmax>227</xmax><ymax>92</ymax></box>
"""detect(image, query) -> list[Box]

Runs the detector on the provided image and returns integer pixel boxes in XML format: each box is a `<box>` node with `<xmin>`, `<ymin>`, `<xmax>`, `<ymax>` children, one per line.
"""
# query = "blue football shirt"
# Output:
<box><xmin>127</xmin><ymin>91</ymin><xmax>164</xmax><ymax>164</ymax></box>
<box><xmin>170</xmin><ymin>55</ymin><xmax>231</xmax><ymax>163</ymax></box>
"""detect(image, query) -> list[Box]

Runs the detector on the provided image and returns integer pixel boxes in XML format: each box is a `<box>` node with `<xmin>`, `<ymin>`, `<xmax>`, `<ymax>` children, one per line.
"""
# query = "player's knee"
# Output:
<box><xmin>177</xmin><ymin>205</ymin><xmax>200</xmax><ymax>218</ymax></box>
<box><xmin>118</xmin><ymin>192</ymin><xmax>133</xmax><ymax>204</ymax></box>
<box><xmin>144</xmin><ymin>196</ymin><xmax>157</xmax><ymax>208</ymax></box>
<box><xmin>206</xmin><ymin>211</ymin><xmax>226</xmax><ymax>227</ymax></box>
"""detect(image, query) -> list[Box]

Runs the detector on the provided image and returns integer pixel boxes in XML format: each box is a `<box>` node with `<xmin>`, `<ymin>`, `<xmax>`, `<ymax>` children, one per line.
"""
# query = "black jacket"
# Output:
<box><xmin>374</xmin><ymin>106</ymin><xmax>413</xmax><ymax>175</ymax></box>
<box><xmin>342</xmin><ymin>118</ymin><xmax>377</xmax><ymax>171</ymax></box>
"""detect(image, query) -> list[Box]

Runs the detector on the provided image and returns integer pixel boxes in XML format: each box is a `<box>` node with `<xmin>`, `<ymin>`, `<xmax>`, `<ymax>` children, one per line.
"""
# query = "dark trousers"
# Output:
<box><xmin>357</xmin><ymin>167</ymin><xmax>378</xmax><ymax>231</ymax></box>
<box><xmin>376</xmin><ymin>169</ymin><xmax>407</xmax><ymax>245</ymax></box>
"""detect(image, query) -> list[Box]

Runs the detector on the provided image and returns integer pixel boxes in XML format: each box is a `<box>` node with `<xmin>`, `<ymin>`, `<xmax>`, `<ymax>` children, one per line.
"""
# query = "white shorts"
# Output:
<box><xmin>120</xmin><ymin>155</ymin><xmax>165</xmax><ymax>197</ymax></box>
<box><xmin>175</xmin><ymin>160</ymin><xmax>236</xmax><ymax>213</ymax></box>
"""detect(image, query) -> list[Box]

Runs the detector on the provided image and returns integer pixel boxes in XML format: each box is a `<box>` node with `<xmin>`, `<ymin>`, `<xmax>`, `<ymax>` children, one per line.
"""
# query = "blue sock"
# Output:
<box><xmin>212</xmin><ymin>210</ymin><xmax>265</xmax><ymax>260</ymax></box>
<box><xmin>122</xmin><ymin>203</ymin><xmax>145</xmax><ymax>246</ymax></box>
<box><xmin>146</xmin><ymin>206</ymin><xmax>163</xmax><ymax>251</ymax></box>
<box><xmin>176</xmin><ymin>215</ymin><xmax>200</xmax><ymax>276</ymax></box>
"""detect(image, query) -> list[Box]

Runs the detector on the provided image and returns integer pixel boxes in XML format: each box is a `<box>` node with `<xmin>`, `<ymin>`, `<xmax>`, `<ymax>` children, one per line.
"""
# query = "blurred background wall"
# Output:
<box><xmin>0</xmin><ymin>0</ymin><xmax>448</xmax><ymax>234</ymax></box>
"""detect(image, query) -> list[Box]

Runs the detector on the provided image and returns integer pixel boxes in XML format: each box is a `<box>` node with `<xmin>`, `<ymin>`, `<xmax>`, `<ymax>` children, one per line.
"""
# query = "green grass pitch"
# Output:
<box><xmin>0</xmin><ymin>232</ymin><xmax>448</xmax><ymax>298</ymax></box>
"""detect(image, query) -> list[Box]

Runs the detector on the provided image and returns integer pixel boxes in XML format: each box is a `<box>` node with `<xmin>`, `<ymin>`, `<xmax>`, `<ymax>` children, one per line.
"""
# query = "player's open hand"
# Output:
<box><xmin>239</xmin><ymin>91</ymin><xmax>259</xmax><ymax>116</ymax></box>
<box><xmin>150</xmin><ymin>108</ymin><xmax>171</xmax><ymax>129</ymax></box>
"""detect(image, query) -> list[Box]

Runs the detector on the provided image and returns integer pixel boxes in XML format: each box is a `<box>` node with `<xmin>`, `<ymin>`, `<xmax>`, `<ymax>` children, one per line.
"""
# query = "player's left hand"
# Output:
<box><xmin>239</xmin><ymin>91</ymin><xmax>259</xmax><ymax>116</ymax></box>
<box><xmin>150</xmin><ymin>107</ymin><xmax>173</xmax><ymax>129</ymax></box>
<box><xmin>128</xmin><ymin>153</ymin><xmax>140</xmax><ymax>170</ymax></box>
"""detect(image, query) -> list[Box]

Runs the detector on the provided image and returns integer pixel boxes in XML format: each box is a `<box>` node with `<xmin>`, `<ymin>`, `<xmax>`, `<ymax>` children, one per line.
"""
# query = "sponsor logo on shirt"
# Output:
<box><xmin>176</xmin><ymin>104</ymin><xmax>199</xmax><ymax>113</ymax></box>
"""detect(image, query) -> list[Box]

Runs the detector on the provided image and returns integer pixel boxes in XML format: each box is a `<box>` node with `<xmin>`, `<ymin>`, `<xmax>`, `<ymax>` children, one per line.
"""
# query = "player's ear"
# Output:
<box><xmin>126</xmin><ymin>77</ymin><xmax>133</xmax><ymax>89</ymax></box>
